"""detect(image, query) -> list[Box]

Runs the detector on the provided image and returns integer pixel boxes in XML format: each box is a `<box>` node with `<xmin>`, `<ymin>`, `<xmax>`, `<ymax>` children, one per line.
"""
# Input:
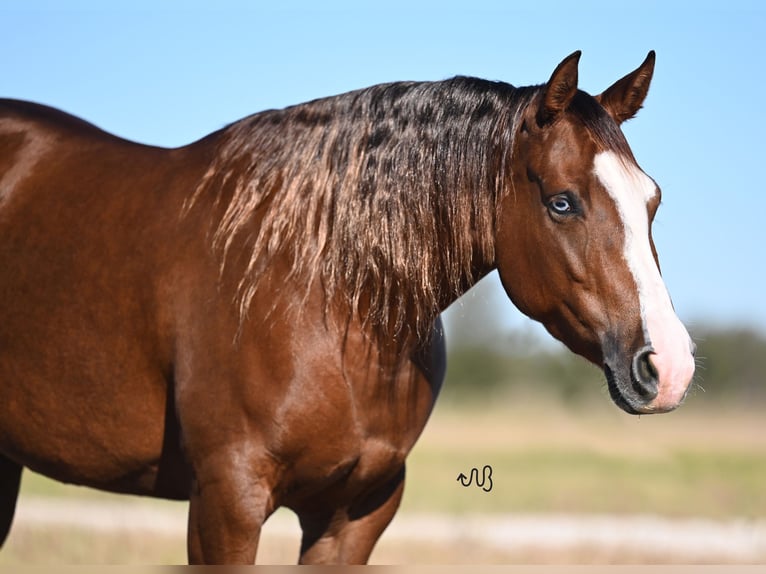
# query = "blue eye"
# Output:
<box><xmin>548</xmin><ymin>194</ymin><xmax>576</xmax><ymax>215</ymax></box>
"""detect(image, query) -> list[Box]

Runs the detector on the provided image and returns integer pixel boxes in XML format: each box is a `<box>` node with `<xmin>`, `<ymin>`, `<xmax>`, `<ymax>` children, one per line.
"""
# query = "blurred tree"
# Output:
<box><xmin>441</xmin><ymin>272</ymin><xmax>601</xmax><ymax>404</ymax></box>
<box><xmin>692</xmin><ymin>326</ymin><xmax>766</xmax><ymax>405</ymax></box>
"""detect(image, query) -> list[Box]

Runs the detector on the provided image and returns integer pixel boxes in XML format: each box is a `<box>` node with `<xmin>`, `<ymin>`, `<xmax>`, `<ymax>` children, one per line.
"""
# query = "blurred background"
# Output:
<box><xmin>1</xmin><ymin>0</ymin><xmax>764</xmax><ymax>564</ymax></box>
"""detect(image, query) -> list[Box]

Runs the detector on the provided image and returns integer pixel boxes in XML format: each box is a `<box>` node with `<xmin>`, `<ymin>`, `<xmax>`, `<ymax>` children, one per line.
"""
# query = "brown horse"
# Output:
<box><xmin>0</xmin><ymin>51</ymin><xmax>695</xmax><ymax>564</ymax></box>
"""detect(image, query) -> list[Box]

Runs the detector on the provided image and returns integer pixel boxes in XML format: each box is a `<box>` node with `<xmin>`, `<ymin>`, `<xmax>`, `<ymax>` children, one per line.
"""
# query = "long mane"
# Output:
<box><xmin>190</xmin><ymin>78</ymin><xmax>539</xmax><ymax>341</ymax></box>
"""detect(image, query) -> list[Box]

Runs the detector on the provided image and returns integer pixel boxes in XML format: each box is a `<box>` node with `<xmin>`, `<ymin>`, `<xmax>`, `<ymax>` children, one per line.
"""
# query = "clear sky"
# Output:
<box><xmin>2</xmin><ymin>0</ymin><xmax>765</xmax><ymax>341</ymax></box>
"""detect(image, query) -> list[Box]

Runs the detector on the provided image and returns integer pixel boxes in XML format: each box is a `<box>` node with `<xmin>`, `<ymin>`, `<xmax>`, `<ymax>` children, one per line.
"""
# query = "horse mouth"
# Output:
<box><xmin>603</xmin><ymin>363</ymin><xmax>644</xmax><ymax>415</ymax></box>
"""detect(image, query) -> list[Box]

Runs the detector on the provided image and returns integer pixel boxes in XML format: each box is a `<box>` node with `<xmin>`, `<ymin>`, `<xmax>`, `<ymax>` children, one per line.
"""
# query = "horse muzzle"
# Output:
<box><xmin>604</xmin><ymin>340</ymin><xmax>696</xmax><ymax>415</ymax></box>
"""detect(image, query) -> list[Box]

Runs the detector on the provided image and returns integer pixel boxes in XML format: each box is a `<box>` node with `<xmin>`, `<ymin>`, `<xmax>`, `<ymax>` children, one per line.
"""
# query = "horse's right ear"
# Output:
<box><xmin>596</xmin><ymin>51</ymin><xmax>655</xmax><ymax>124</ymax></box>
<box><xmin>537</xmin><ymin>51</ymin><xmax>582</xmax><ymax>126</ymax></box>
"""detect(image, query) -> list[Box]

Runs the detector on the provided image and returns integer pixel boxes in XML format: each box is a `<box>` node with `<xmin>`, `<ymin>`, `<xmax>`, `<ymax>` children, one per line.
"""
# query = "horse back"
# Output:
<box><xmin>0</xmin><ymin>98</ymin><xmax>445</xmax><ymax>508</ymax></box>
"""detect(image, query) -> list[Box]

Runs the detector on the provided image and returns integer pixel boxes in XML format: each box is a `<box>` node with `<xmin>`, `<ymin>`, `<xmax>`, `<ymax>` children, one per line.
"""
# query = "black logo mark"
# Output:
<box><xmin>456</xmin><ymin>464</ymin><xmax>493</xmax><ymax>492</ymax></box>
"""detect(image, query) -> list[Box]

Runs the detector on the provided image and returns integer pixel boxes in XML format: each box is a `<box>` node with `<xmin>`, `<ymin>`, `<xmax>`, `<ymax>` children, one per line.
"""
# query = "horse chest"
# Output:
<box><xmin>273</xmin><ymin>367</ymin><xmax>435</xmax><ymax>510</ymax></box>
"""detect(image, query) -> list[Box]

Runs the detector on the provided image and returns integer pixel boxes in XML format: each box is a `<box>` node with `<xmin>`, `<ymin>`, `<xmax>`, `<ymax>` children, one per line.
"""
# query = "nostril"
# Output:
<box><xmin>632</xmin><ymin>347</ymin><xmax>659</xmax><ymax>401</ymax></box>
<box><xmin>638</xmin><ymin>350</ymin><xmax>658</xmax><ymax>380</ymax></box>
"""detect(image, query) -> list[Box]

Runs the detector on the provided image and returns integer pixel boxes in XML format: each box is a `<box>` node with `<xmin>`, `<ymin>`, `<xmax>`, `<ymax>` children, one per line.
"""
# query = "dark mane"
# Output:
<box><xmin>189</xmin><ymin>78</ymin><xmax>539</xmax><ymax>341</ymax></box>
<box><xmin>569</xmin><ymin>90</ymin><xmax>635</xmax><ymax>159</ymax></box>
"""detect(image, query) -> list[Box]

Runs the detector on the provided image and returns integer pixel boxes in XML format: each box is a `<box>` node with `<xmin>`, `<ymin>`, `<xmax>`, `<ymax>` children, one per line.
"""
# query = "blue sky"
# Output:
<box><xmin>2</xmin><ymin>1</ymin><xmax>765</xmax><ymax>341</ymax></box>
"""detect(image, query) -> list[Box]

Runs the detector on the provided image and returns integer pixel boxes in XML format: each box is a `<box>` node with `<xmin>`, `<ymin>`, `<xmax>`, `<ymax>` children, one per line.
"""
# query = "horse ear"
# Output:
<box><xmin>538</xmin><ymin>51</ymin><xmax>581</xmax><ymax>126</ymax></box>
<box><xmin>596</xmin><ymin>51</ymin><xmax>656</xmax><ymax>124</ymax></box>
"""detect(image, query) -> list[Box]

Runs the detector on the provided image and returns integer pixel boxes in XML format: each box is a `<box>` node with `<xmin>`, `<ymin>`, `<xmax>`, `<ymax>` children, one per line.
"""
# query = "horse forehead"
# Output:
<box><xmin>542</xmin><ymin>119</ymin><xmax>601</xmax><ymax>174</ymax></box>
<box><xmin>592</xmin><ymin>151</ymin><xmax>657</xmax><ymax>210</ymax></box>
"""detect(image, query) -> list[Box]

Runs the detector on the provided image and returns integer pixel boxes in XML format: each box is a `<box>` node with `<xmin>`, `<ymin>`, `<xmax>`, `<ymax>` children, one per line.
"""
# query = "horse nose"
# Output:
<box><xmin>631</xmin><ymin>347</ymin><xmax>659</xmax><ymax>401</ymax></box>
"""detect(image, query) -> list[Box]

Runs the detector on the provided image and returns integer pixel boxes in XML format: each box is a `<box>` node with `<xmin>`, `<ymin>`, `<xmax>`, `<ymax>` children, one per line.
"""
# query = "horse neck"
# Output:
<box><xmin>188</xmin><ymin>81</ymin><xmax>534</xmax><ymax>343</ymax></box>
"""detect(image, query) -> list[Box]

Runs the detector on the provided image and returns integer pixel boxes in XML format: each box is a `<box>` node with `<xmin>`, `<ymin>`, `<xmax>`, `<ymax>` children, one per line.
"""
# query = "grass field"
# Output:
<box><xmin>1</xmin><ymin>396</ymin><xmax>764</xmax><ymax>564</ymax></box>
<box><xmin>402</xmin><ymin>397</ymin><xmax>766</xmax><ymax>519</ymax></box>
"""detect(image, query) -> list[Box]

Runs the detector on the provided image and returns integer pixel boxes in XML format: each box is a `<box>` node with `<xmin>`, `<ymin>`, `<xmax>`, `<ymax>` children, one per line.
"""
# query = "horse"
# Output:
<box><xmin>0</xmin><ymin>51</ymin><xmax>695</xmax><ymax>564</ymax></box>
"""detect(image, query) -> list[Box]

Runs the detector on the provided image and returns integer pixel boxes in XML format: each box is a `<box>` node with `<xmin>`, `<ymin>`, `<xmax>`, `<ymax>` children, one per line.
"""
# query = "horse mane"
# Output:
<box><xmin>569</xmin><ymin>90</ymin><xmax>635</xmax><ymax>160</ymax></box>
<box><xmin>189</xmin><ymin>78</ymin><xmax>540</xmax><ymax>342</ymax></box>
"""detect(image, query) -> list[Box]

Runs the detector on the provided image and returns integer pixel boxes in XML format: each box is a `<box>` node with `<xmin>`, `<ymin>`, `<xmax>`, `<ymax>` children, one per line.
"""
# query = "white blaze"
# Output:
<box><xmin>593</xmin><ymin>151</ymin><xmax>695</xmax><ymax>410</ymax></box>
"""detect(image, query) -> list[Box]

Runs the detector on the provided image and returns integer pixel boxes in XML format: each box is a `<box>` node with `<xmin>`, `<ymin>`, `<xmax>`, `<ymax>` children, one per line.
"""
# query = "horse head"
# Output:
<box><xmin>496</xmin><ymin>52</ymin><xmax>695</xmax><ymax>414</ymax></box>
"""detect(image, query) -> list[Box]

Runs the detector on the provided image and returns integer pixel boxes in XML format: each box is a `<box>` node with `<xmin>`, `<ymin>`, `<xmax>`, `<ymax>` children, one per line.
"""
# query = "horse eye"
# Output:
<box><xmin>548</xmin><ymin>194</ymin><xmax>575</xmax><ymax>215</ymax></box>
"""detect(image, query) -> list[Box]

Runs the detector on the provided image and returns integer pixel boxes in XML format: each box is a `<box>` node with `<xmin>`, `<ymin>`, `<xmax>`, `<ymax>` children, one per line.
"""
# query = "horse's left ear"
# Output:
<box><xmin>596</xmin><ymin>51</ymin><xmax>656</xmax><ymax>124</ymax></box>
<box><xmin>538</xmin><ymin>51</ymin><xmax>582</xmax><ymax>126</ymax></box>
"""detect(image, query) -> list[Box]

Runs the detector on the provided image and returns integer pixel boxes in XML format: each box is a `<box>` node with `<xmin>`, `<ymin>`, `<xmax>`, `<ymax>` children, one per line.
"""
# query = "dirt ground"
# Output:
<box><xmin>2</xmin><ymin>497</ymin><xmax>764</xmax><ymax>565</ymax></box>
<box><xmin>2</xmin><ymin>401</ymin><xmax>763</xmax><ymax>565</ymax></box>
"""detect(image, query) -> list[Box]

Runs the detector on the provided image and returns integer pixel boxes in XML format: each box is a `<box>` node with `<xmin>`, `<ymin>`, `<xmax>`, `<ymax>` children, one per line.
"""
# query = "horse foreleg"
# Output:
<box><xmin>186</xmin><ymin>455</ymin><xmax>274</xmax><ymax>564</ymax></box>
<box><xmin>0</xmin><ymin>456</ymin><xmax>22</xmax><ymax>548</ymax></box>
<box><xmin>298</xmin><ymin>466</ymin><xmax>405</xmax><ymax>564</ymax></box>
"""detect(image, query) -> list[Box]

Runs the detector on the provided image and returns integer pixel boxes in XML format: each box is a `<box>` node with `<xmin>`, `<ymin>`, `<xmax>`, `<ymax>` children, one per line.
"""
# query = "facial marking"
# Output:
<box><xmin>593</xmin><ymin>151</ymin><xmax>660</xmax><ymax>331</ymax></box>
<box><xmin>593</xmin><ymin>150</ymin><xmax>694</xmax><ymax>410</ymax></box>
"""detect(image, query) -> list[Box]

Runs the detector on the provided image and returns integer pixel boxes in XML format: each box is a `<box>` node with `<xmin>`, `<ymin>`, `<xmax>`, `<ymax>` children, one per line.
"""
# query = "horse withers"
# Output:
<box><xmin>0</xmin><ymin>51</ymin><xmax>695</xmax><ymax>563</ymax></box>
